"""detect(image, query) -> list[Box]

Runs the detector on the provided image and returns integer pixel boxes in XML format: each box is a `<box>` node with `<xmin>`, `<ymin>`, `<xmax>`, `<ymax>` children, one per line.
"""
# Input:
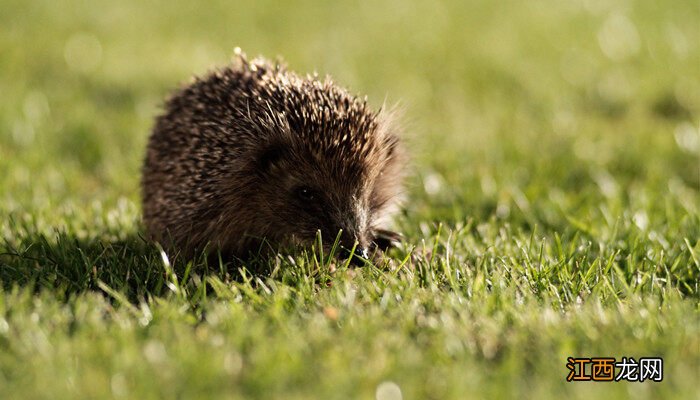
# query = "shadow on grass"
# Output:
<box><xmin>0</xmin><ymin>230</ymin><xmax>345</xmax><ymax>302</ymax></box>
<box><xmin>2</xmin><ymin>232</ymin><xmax>157</xmax><ymax>298</ymax></box>
<box><xmin>0</xmin><ymin>231</ymin><xmax>272</xmax><ymax>301</ymax></box>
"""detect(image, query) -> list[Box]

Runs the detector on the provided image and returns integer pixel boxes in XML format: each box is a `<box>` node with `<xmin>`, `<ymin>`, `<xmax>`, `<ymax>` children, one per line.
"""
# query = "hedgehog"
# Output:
<box><xmin>141</xmin><ymin>50</ymin><xmax>404</xmax><ymax>264</ymax></box>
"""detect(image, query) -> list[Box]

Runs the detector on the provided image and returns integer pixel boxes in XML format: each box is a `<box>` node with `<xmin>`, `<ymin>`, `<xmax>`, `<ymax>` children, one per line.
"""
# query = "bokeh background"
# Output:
<box><xmin>2</xmin><ymin>0</ymin><xmax>698</xmax><ymax>229</ymax></box>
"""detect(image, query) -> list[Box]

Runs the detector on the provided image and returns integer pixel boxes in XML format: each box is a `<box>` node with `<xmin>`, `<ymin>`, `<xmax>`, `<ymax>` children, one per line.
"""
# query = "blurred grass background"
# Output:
<box><xmin>0</xmin><ymin>0</ymin><xmax>699</xmax><ymax>399</ymax></box>
<box><xmin>2</xmin><ymin>0</ymin><xmax>697</xmax><ymax>220</ymax></box>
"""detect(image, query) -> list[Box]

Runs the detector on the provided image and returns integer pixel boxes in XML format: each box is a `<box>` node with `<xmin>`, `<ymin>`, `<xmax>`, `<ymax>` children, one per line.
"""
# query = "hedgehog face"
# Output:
<box><xmin>245</xmin><ymin>128</ymin><xmax>401</xmax><ymax>262</ymax></box>
<box><xmin>247</xmin><ymin>152</ymin><xmax>366</xmax><ymax>258</ymax></box>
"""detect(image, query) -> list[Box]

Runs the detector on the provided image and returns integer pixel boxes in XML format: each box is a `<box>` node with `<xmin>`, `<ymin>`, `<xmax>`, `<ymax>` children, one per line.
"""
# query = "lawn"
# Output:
<box><xmin>1</xmin><ymin>0</ymin><xmax>699</xmax><ymax>399</ymax></box>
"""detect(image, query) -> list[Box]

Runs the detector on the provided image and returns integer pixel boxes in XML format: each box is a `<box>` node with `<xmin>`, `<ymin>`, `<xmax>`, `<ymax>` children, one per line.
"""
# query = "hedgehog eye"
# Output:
<box><xmin>294</xmin><ymin>186</ymin><xmax>315</xmax><ymax>201</ymax></box>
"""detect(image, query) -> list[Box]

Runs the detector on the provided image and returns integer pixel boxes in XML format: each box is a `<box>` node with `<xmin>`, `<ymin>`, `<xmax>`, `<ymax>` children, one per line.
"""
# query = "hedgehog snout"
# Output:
<box><xmin>335</xmin><ymin>213</ymin><xmax>372</xmax><ymax>265</ymax></box>
<box><xmin>336</xmin><ymin>230</ymin><xmax>370</xmax><ymax>266</ymax></box>
<box><xmin>339</xmin><ymin>245</ymin><xmax>370</xmax><ymax>266</ymax></box>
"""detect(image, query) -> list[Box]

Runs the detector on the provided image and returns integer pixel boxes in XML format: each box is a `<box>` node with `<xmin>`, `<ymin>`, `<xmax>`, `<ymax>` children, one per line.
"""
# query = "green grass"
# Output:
<box><xmin>1</xmin><ymin>0</ymin><xmax>699</xmax><ymax>398</ymax></box>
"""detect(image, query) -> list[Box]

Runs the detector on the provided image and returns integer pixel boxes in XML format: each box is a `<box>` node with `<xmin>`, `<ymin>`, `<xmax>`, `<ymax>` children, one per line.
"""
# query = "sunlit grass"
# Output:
<box><xmin>1</xmin><ymin>0</ymin><xmax>699</xmax><ymax>399</ymax></box>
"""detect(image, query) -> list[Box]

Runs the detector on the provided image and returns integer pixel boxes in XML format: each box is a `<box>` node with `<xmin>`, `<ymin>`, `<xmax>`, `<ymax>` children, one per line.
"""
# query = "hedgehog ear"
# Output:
<box><xmin>256</xmin><ymin>144</ymin><xmax>285</xmax><ymax>172</ymax></box>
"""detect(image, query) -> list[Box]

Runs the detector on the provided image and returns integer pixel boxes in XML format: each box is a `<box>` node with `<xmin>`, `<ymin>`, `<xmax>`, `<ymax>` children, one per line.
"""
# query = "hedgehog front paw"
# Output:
<box><xmin>371</xmin><ymin>229</ymin><xmax>403</xmax><ymax>252</ymax></box>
